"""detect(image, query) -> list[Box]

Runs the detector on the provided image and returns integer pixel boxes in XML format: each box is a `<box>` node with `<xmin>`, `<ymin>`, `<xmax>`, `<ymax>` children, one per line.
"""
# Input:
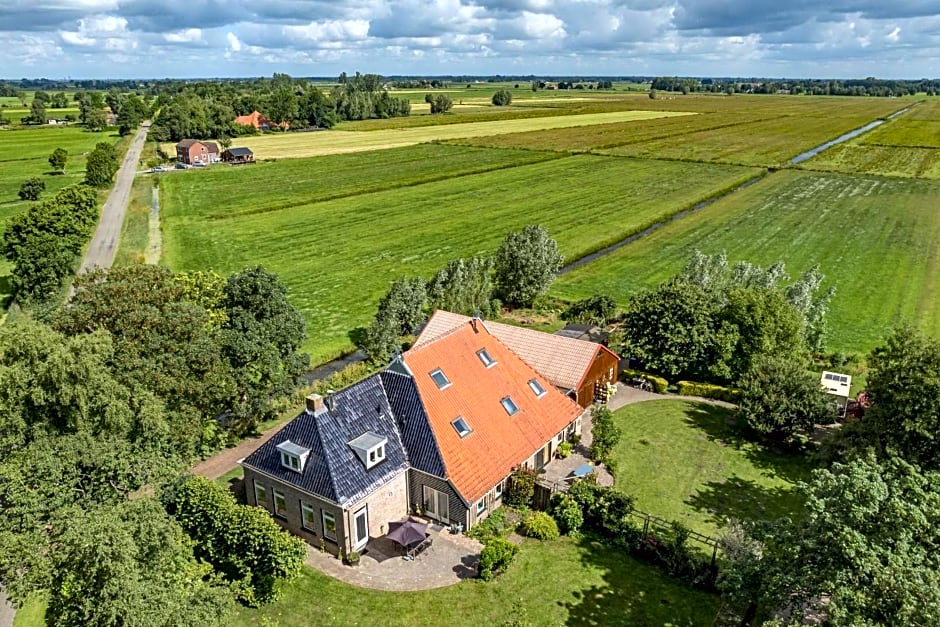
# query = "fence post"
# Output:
<box><xmin>643</xmin><ymin>514</ymin><xmax>650</xmax><ymax>536</ymax></box>
<box><xmin>711</xmin><ymin>543</ymin><xmax>718</xmax><ymax>567</ymax></box>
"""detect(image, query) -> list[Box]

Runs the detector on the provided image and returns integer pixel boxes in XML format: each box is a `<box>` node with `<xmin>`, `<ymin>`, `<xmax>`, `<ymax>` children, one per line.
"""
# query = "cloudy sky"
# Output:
<box><xmin>1</xmin><ymin>0</ymin><xmax>938</xmax><ymax>79</ymax></box>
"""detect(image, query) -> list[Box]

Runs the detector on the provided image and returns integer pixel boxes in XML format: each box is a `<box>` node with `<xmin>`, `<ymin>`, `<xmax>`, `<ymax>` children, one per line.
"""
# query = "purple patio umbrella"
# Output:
<box><xmin>386</xmin><ymin>518</ymin><xmax>428</xmax><ymax>548</ymax></box>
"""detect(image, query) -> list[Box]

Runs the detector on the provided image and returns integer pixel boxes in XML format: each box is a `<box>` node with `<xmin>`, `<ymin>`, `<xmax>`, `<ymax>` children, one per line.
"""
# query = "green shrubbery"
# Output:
<box><xmin>467</xmin><ymin>508</ymin><xmax>513</xmax><ymax>542</ymax></box>
<box><xmin>621</xmin><ymin>368</ymin><xmax>669</xmax><ymax>393</ymax></box>
<box><xmin>589</xmin><ymin>406</ymin><xmax>621</xmax><ymax>464</ymax></box>
<box><xmin>549</xmin><ymin>493</ymin><xmax>583</xmax><ymax>535</ymax></box>
<box><xmin>521</xmin><ymin>511</ymin><xmax>559</xmax><ymax>540</ymax></box>
<box><xmin>505</xmin><ymin>467</ymin><xmax>537</xmax><ymax>508</ymax></box>
<box><xmin>478</xmin><ymin>537</ymin><xmax>520</xmax><ymax>581</ymax></box>
<box><xmin>676</xmin><ymin>381</ymin><xmax>740</xmax><ymax>402</ymax></box>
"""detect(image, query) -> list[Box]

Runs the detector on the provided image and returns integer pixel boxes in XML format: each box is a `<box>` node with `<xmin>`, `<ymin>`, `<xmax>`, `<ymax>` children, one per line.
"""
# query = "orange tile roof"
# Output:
<box><xmin>415</xmin><ymin>310</ymin><xmax>620</xmax><ymax>392</ymax></box>
<box><xmin>234</xmin><ymin>110</ymin><xmax>289</xmax><ymax>129</ymax></box>
<box><xmin>404</xmin><ymin>320</ymin><xmax>583</xmax><ymax>503</ymax></box>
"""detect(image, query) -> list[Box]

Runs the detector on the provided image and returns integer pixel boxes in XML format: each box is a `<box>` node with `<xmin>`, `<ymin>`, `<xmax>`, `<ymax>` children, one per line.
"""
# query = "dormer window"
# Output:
<box><xmin>476</xmin><ymin>348</ymin><xmax>496</xmax><ymax>368</ymax></box>
<box><xmin>528</xmin><ymin>379</ymin><xmax>547</xmax><ymax>398</ymax></box>
<box><xmin>429</xmin><ymin>368</ymin><xmax>451</xmax><ymax>389</ymax></box>
<box><xmin>452</xmin><ymin>417</ymin><xmax>473</xmax><ymax>438</ymax></box>
<box><xmin>501</xmin><ymin>396</ymin><xmax>519</xmax><ymax>416</ymax></box>
<box><xmin>276</xmin><ymin>440</ymin><xmax>310</xmax><ymax>473</ymax></box>
<box><xmin>348</xmin><ymin>432</ymin><xmax>389</xmax><ymax>470</ymax></box>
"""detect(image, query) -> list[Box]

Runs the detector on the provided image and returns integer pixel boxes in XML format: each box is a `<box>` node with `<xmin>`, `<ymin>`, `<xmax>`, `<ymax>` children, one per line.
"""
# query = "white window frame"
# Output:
<box><xmin>501</xmin><ymin>396</ymin><xmax>519</xmax><ymax>416</ymax></box>
<box><xmin>273</xmin><ymin>489</ymin><xmax>287</xmax><ymax>518</ymax></box>
<box><xmin>368</xmin><ymin>444</ymin><xmax>386</xmax><ymax>465</ymax></box>
<box><xmin>528</xmin><ymin>378</ymin><xmax>547</xmax><ymax>398</ymax></box>
<box><xmin>429</xmin><ymin>368</ymin><xmax>451</xmax><ymax>389</ymax></box>
<box><xmin>280</xmin><ymin>450</ymin><xmax>301</xmax><ymax>471</ymax></box>
<box><xmin>452</xmin><ymin>417</ymin><xmax>472</xmax><ymax>438</ymax></box>
<box><xmin>322</xmin><ymin>511</ymin><xmax>337</xmax><ymax>541</ymax></box>
<box><xmin>477</xmin><ymin>498</ymin><xmax>486</xmax><ymax>514</ymax></box>
<box><xmin>301</xmin><ymin>502</ymin><xmax>317</xmax><ymax>532</ymax></box>
<box><xmin>253</xmin><ymin>480</ymin><xmax>268</xmax><ymax>505</ymax></box>
<box><xmin>476</xmin><ymin>348</ymin><xmax>497</xmax><ymax>368</ymax></box>
<box><xmin>495</xmin><ymin>481</ymin><xmax>504</xmax><ymax>499</ymax></box>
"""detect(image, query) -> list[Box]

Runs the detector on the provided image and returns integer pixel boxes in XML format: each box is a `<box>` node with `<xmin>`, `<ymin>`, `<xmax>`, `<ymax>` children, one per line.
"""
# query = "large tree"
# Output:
<box><xmin>426</xmin><ymin>256</ymin><xmax>494</xmax><ymax>316</ymax></box>
<box><xmin>494</xmin><ymin>225</ymin><xmax>563</xmax><ymax>308</ymax></box>
<box><xmin>720</xmin><ymin>455</ymin><xmax>940</xmax><ymax>625</ymax></box>
<box><xmin>117</xmin><ymin>94</ymin><xmax>148</xmax><ymax>136</ymax></box>
<box><xmin>356</xmin><ymin>276</ymin><xmax>427</xmax><ymax>363</ymax></box>
<box><xmin>84</xmin><ymin>141</ymin><xmax>119</xmax><ymax>187</ymax></box>
<box><xmin>49</xmin><ymin>147</ymin><xmax>68</xmax><ymax>172</ymax></box>
<box><xmin>737</xmin><ymin>355</ymin><xmax>834</xmax><ymax>443</ymax></box>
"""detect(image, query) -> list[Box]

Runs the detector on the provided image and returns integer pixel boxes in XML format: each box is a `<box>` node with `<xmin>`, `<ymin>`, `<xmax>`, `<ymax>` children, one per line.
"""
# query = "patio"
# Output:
<box><xmin>539</xmin><ymin>395</ymin><xmax>615</xmax><ymax>489</ymax></box>
<box><xmin>305</xmin><ymin>523</ymin><xmax>482</xmax><ymax>591</ymax></box>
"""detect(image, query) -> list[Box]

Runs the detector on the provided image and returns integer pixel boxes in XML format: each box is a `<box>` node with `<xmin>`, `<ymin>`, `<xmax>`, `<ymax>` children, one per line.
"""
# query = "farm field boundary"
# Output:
<box><xmin>552</xmin><ymin>169</ymin><xmax>940</xmax><ymax>354</ymax></box>
<box><xmin>161</xmin><ymin>151</ymin><xmax>758</xmax><ymax>364</ymax></box>
<box><xmin>165</xmin><ymin>109</ymin><xmax>693</xmax><ymax>160</ymax></box>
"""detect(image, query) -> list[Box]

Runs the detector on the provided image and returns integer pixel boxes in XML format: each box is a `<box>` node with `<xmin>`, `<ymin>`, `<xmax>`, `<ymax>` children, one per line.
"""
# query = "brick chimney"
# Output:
<box><xmin>306</xmin><ymin>393</ymin><xmax>325</xmax><ymax>414</ymax></box>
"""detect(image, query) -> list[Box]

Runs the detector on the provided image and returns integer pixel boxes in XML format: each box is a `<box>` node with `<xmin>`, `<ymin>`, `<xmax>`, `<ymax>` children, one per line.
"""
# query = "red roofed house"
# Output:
<box><xmin>415</xmin><ymin>310</ymin><xmax>621</xmax><ymax>408</ymax></box>
<box><xmin>234</xmin><ymin>110</ymin><xmax>289</xmax><ymax>131</ymax></box>
<box><xmin>176</xmin><ymin>139</ymin><xmax>220</xmax><ymax>165</ymax></box>
<box><xmin>241</xmin><ymin>315</ymin><xmax>586</xmax><ymax>551</ymax></box>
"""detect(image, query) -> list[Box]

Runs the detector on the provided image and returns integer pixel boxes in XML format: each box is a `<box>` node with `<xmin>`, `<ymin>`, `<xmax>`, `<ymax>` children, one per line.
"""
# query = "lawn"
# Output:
<box><xmin>113</xmin><ymin>177</ymin><xmax>153</xmax><ymax>266</ymax></box>
<box><xmin>161</xmin><ymin>146</ymin><xmax>760</xmax><ymax>363</ymax></box>
<box><xmin>233</xmin><ymin>536</ymin><xmax>718</xmax><ymax>626</ymax></box>
<box><xmin>553</xmin><ymin>169</ymin><xmax>940</xmax><ymax>354</ymax></box>
<box><xmin>610</xmin><ymin>400</ymin><xmax>810</xmax><ymax>537</ymax></box>
<box><xmin>172</xmin><ymin>109</ymin><xmax>691</xmax><ymax>159</ymax></box>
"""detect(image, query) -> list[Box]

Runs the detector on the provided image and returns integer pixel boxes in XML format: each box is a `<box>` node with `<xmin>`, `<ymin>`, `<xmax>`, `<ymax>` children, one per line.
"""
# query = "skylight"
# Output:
<box><xmin>452</xmin><ymin>417</ymin><xmax>473</xmax><ymax>438</ymax></box>
<box><xmin>528</xmin><ymin>379</ymin><xmax>547</xmax><ymax>397</ymax></box>
<box><xmin>430</xmin><ymin>368</ymin><xmax>451</xmax><ymax>389</ymax></box>
<box><xmin>501</xmin><ymin>396</ymin><xmax>519</xmax><ymax>416</ymax></box>
<box><xmin>477</xmin><ymin>348</ymin><xmax>496</xmax><ymax>368</ymax></box>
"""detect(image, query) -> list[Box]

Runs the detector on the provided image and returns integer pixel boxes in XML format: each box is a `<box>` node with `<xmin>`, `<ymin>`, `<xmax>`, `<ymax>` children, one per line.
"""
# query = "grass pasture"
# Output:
<box><xmin>553</xmin><ymin>170</ymin><xmax>940</xmax><ymax>353</ymax></box>
<box><xmin>161</xmin><ymin>146</ymin><xmax>760</xmax><ymax>363</ymax></box>
<box><xmin>611</xmin><ymin>400</ymin><xmax>809</xmax><ymax>537</ymax></box>
<box><xmin>182</xmin><ymin>109</ymin><xmax>692</xmax><ymax>159</ymax></box>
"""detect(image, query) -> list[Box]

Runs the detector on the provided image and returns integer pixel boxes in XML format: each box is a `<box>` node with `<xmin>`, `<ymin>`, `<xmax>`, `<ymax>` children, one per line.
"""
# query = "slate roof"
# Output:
<box><xmin>242</xmin><ymin>374</ymin><xmax>408</xmax><ymax>506</ymax></box>
<box><xmin>381</xmin><ymin>368</ymin><xmax>447</xmax><ymax>479</ymax></box>
<box><xmin>224</xmin><ymin>147</ymin><xmax>254</xmax><ymax>157</ymax></box>
<box><xmin>203</xmin><ymin>141</ymin><xmax>220</xmax><ymax>153</ymax></box>
<box><xmin>403</xmin><ymin>320</ymin><xmax>583</xmax><ymax>503</ymax></box>
<box><xmin>415</xmin><ymin>310</ymin><xmax>620</xmax><ymax>392</ymax></box>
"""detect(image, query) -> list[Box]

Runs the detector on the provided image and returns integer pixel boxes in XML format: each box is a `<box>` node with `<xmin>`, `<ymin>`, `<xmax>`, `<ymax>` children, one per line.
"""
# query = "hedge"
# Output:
<box><xmin>676</xmin><ymin>381</ymin><xmax>740</xmax><ymax>403</ymax></box>
<box><xmin>621</xmin><ymin>368</ymin><xmax>669</xmax><ymax>394</ymax></box>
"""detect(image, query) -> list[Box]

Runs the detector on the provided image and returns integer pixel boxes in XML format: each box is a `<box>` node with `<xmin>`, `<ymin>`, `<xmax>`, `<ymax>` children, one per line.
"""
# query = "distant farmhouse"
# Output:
<box><xmin>222</xmin><ymin>147</ymin><xmax>254</xmax><ymax>164</ymax></box>
<box><xmin>242</xmin><ymin>313</ymin><xmax>617</xmax><ymax>557</ymax></box>
<box><xmin>176</xmin><ymin>139</ymin><xmax>220</xmax><ymax>165</ymax></box>
<box><xmin>235</xmin><ymin>110</ymin><xmax>289</xmax><ymax>131</ymax></box>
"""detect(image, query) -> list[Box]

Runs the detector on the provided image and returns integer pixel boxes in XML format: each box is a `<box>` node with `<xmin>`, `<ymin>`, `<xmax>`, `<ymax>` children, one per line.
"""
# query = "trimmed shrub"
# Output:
<box><xmin>18</xmin><ymin>177</ymin><xmax>45</xmax><ymax>201</ymax></box>
<box><xmin>676</xmin><ymin>381</ymin><xmax>740</xmax><ymax>403</ymax></box>
<box><xmin>621</xmin><ymin>368</ymin><xmax>668</xmax><ymax>393</ymax></box>
<box><xmin>505</xmin><ymin>467</ymin><xmax>537</xmax><ymax>508</ymax></box>
<box><xmin>521</xmin><ymin>511</ymin><xmax>559</xmax><ymax>540</ymax></box>
<box><xmin>478</xmin><ymin>537</ymin><xmax>519</xmax><ymax>581</ymax></box>
<box><xmin>549</xmin><ymin>493</ymin><xmax>583</xmax><ymax>535</ymax></box>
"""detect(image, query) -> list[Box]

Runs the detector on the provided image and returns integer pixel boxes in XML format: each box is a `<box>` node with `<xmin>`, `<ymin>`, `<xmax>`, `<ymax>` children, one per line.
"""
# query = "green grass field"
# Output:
<box><xmin>161</xmin><ymin>146</ymin><xmax>759</xmax><ymax>363</ymax></box>
<box><xmin>172</xmin><ymin>109</ymin><xmax>691</xmax><ymax>159</ymax></box>
<box><xmin>553</xmin><ymin>169</ymin><xmax>940</xmax><ymax>353</ymax></box>
<box><xmin>611</xmin><ymin>400</ymin><xmax>809</xmax><ymax>537</ymax></box>
<box><xmin>233</xmin><ymin>537</ymin><xmax>718</xmax><ymax>626</ymax></box>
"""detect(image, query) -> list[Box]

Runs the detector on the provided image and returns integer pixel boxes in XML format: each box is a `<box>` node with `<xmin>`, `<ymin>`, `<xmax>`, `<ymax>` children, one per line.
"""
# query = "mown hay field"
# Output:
<box><xmin>161</xmin><ymin>146</ymin><xmax>759</xmax><ymax>363</ymax></box>
<box><xmin>0</xmin><ymin>125</ymin><xmax>117</xmax><ymax>226</ymax></box>
<box><xmin>176</xmin><ymin>109</ymin><xmax>691</xmax><ymax>159</ymax></box>
<box><xmin>802</xmin><ymin>101</ymin><xmax>940</xmax><ymax>178</ymax></box>
<box><xmin>553</xmin><ymin>170</ymin><xmax>940</xmax><ymax>354</ymax></box>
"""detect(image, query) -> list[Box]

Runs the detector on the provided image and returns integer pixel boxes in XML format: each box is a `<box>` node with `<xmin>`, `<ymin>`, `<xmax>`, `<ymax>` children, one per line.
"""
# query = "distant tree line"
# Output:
<box><xmin>651</xmin><ymin>76</ymin><xmax>940</xmax><ymax>97</ymax></box>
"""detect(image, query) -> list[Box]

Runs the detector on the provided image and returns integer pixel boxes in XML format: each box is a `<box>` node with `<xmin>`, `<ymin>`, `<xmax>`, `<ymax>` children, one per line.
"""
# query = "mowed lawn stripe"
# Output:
<box><xmin>160</xmin><ymin>144</ymin><xmax>562</xmax><ymax>220</ymax></box>
<box><xmin>553</xmin><ymin>170</ymin><xmax>940</xmax><ymax>353</ymax></box>
<box><xmin>163</xmin><ymin>152</ymin><xmax>759</xmax><ymax>363</ymax></box>
<box><xmin>198</xmin><ymin>110</ymin><xmax>692</xmax><ymax>159</ymax></box>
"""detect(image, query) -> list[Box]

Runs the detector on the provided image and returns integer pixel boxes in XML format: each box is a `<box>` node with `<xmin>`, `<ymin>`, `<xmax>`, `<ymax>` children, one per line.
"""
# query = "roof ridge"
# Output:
<box><xmin>406</xmin><ymin>317</ymin><xmax>481</xmax><ymax>354</ymax></box>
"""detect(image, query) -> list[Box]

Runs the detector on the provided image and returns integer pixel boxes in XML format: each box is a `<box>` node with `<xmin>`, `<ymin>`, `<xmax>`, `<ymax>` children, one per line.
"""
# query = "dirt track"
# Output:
<box><xmin>78</xmin><ymin>122</ymin><xmax>150</xmax><ymax>274</ymax></box>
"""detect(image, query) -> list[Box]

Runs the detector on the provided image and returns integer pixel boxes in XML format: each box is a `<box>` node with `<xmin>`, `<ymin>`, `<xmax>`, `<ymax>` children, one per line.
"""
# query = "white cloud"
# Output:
<box><xmin>164</xmin><ymin>28</ymin><xmax>203</xmax><ymax>43</ymax></box>
<box><xmin>226</xmin><ymin>31</ymin><xmax>241</xmax><ymax>51</ymax></box>
<box><xmin>282</xmin><ymin>19</ymin><xmax>370</xmax><ymax>43</ymax></box>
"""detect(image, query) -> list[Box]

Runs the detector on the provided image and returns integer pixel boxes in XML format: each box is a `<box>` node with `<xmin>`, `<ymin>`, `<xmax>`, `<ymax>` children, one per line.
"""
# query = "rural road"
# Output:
<box><xmin>78</xmin><ymin>121</ymin><xmax>150</xmax><ymax>274</ymax></box>
<box><xmin>0</xmin><ymin>587</ymin><xmax>14</xmax><ymax>627</ymax></box>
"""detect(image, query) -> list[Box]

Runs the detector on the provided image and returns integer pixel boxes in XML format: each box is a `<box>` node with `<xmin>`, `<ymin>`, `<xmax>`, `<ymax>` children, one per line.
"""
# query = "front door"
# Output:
<box><xmin>423</xmin><ymin>485</ymin><xmax>450</xmax><ymax>524</ymax></box>
<box><xmin>353</xmin><ymin>507</ymin><xmax>369</xmax><ymax>549</ymax></box>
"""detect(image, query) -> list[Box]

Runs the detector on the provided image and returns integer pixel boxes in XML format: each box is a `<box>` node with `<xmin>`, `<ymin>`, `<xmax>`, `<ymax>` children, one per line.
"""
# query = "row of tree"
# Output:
<box><xmin>653</xmin><ymin>76</ymin><xmax>940</xmax><ymax>97</ymax></box>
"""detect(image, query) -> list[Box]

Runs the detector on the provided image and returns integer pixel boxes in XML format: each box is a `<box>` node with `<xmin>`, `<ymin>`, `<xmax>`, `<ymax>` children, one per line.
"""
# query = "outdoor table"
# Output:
<box><xmin>572</xmin><ymin>462</ymin><xmax>595</xmax><ymax>478</ymax></box>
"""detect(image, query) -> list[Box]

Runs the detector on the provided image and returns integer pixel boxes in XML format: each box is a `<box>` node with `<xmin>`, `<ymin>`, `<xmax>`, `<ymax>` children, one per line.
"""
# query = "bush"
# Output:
<box><xmin>562</xmin><ymin>294</ymin><xmax>618</xmax><ymax>326</ymax></box>
<box><xmin>589</xmin><ymin>406</ymin><xmax>621</xmax><ymax>464</ymax></box>
<box><xmin>467</xmin><ymin>508</ymin><xmax>512</xmax><ymax>542</ymax></box>
<box><xmin>492</xmin><ymin>89</ymin><xmax>513</xmax><ymax>106</ymax></box>
<box><xmin>18</xmin><ymin>177</ymin><xmax>45</xmax><ymax>201</ymax></box>
<box><xmin>557</xmin><ymin>441</ymin><xmax>572</xmax><ymax>458</ymax></box>
<box><xmin>505</xmin><ymin>467</ymin><xmax>537</xmax><ymax>508</ymax></box>
<box><xmin>676</xmin><ymin>381</ymin><xmax>740</xmax><ymax>402</ymax></box>
<box><xmin>621</xmin><ymin>368</ymin><xmax>668</xmax><ymax>393</ymax></box>
<box><xmin>478</xmin><ymin>537</ymin><xmax>519</xmax><ymax>581</ymax></box>
<box><xmin>549</xmin><ymin>493</ymin><xmax>583</xmax><ymax>535</ymax></box>
<box><xmin>521</xmin><ymin>511</ymin><xmax>559</xmax><ymax>540</ymax></box>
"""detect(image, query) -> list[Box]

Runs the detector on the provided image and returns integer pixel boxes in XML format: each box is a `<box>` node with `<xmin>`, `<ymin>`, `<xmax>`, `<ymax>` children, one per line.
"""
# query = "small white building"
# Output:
<box><xmin>821</xmin><ymin>371</ymin><xmax>852</xmax><ymax>416</ymax></box>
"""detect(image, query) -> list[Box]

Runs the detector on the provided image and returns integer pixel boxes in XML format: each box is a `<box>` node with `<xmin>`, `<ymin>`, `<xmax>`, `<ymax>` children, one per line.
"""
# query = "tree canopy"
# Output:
<box><xmin>494</xmin><ymin>225</ymin><xmax>563</xmax><ymax>308</ymax></box>
<box><xmin>84</xmin><ymin>141</ymin><xmax>119</xmax><ymax>187</ymax></box>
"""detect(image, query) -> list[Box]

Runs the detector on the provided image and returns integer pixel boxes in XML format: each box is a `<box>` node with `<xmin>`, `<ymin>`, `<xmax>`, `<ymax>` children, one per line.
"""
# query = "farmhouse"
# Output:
<box><xmin>222</xmin><ymin>147</ymin><xmax>254</xmax><ymax>164</ymax></box>
<box><xmin>234</xmin><ymin>110</ymin><xmax>288</xmax><ymax>131</ymax></box>
<box><xmin>415</xmin><ymin>310</ymin><xmax>620</xmax><ymax>408</ymax></box>
<box><xmin>176</xmin><ymin>139</ymin><xmax>220</xmax><ymax>165</ymax></box>
<box><xmin>242</xmin><ymin>316</ymin><xmax>585</xmax><ymax>556</ymax></box>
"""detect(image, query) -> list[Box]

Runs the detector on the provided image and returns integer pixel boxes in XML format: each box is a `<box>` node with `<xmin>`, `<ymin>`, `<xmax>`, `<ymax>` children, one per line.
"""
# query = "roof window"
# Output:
<box><xmin>429</xmin><ymin>368</ymin><xmax>451</xmax><ymax>389</ymax></box>
<box><xmin>452</xmin><ymin>417</ymin><xmax>473</xmax><ymax>438</ymax></box>
<box><xmin>348</xmin><ymin>432</ymin><xmax>389</xmax><ymax>470</ymax></box>
<box><xmin>477</xmin><ymin>348</ymin><xmax>496</xmax><ymax>368</ymax></box>
<box><xmin>276</xmin><ymin>440</ymin><xmax>310</xmax><ymax>473</ymax></box>
<box><xmin>528</xmin><ymin>379</ymin><xmax>547</xmax><ymax>398</ymax></box>
<box><xmin>501</xmin><ymin>396</ymin><xmax>520</xmax><ymax>416</ymax></box>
